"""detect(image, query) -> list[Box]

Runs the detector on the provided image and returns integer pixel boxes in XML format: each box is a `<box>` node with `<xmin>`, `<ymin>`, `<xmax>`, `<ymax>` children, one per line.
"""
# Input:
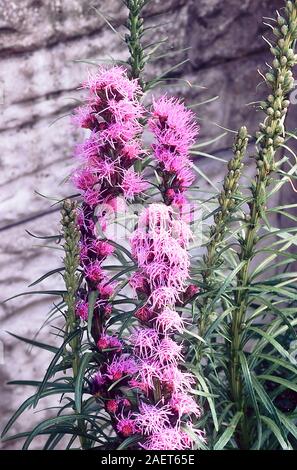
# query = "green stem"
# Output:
<box><xmin>198</xmin><ymin>127</ymin><xmax>248</xmax><ymax>360</ymax></box>
<box><xmin>230</xmin><ymin>0</ymin><xmax>297</xmax><ymax>449</ymax></box>
<box><xmin>61</xmin><ymin>200</ymin><xmax>88</xmax><ymax>449</ymax></box>
<box><xmin>124</xmin><ymin>0</ymin><xmax>147</xmax><ymax>85</ymax></box>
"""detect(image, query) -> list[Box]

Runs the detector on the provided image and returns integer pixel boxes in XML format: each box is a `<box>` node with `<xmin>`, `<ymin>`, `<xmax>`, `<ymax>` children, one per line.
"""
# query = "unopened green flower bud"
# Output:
<box><xmin>277</xmin><ymin>15</ymin><xmax>286</xmax><ymax>26</ymax></box>
<box><xmin>266</xmin><ymin>72</ymin><xmax>274</xmax><ymax>83</ymax></box>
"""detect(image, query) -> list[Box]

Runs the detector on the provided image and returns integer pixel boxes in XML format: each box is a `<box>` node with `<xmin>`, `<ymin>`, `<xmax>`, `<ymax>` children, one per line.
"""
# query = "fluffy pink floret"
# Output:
<box><xmin>155</xmin><ymin>337</ymin><xmax>183</xmax><ymax>365</ymax></box>
<box><xmin>107</xmin><ymin>98</ymin><xmax>144</xmax><ymax>122</ymax></box>
<box><xmin>132</xmin><ymin>328</ymin><xmax>160</xmax><ymax>359</ymax></box>
<box><xmin>75</xmin><ymin>300</ymin><xmax>89</xmax><ymax>321</ymax></box>
<box><xmin>149</xmin><ymin>95</ymin><xmax>199</xmax><ymax>148</ymax></box>
<box><xmin>135</xmin><ymin>402</ymin><xmax>172</xmax><ymax>435</ymax></box>
<box><xmin>137</xmin><ymin>360</ymin><xmax>163</xmax><ymax>390</ymax></box>
<box><xmin>106</xmin><ymin>356</ymin><xmax>138</xmax><ymax>382</ymax></box>
<box><xmin>121</xmin><ymin>168</ymin><xmax>148</xmax><ymax>200</ymax></box>
<box><xmin>141</xmin><ymin>428</ymin><xmax>193</xmax><ymax>450</ymax></box>
<box><xmin>155</xmin><ymin>308</ymin><xmax>184</xmax><ymax>333</ymax></box>
<box><xmin>149</xmin><ymin>286</ymin><xmax>180</xmax><ymax>310</ymax></box>
<box><xmin>84</xmin><ymin>66</ymin><xmax>142</xmax><ymax>101</ymax></box>
<box><xmin>72</xmin><ymin>168</ymin><xmax>98</xmax><ymax>191</ymax></box>
<box><xmin>161</xmin><ymin>366</ymin><xmax>196</xmax><ymax>393</ymax></box>
<box><xmin>90</xmin><ymin>240</ymin><xmax>114</xmax><ymax>257</ymax></box>
<box><xmin>169</xmin><ymin>392</ymin><xmax>201</xmax><ymax>418</ymax></box>
<box><xmin>84</xmin><ymin>261</ymin><xmax>104</xmax><ymax>283</ymax></box>
<box><xmin>116</xmin><ymin>417</ymin><xmax>137</xmax><ymax>437</ymax></box>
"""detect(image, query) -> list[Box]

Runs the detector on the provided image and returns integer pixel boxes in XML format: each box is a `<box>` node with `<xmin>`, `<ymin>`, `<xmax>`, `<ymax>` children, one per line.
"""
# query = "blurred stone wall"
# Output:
<box><xmin>0</xmin><ymin>0</ymin><xmax>294</xmax><ymax>449</ymax></box>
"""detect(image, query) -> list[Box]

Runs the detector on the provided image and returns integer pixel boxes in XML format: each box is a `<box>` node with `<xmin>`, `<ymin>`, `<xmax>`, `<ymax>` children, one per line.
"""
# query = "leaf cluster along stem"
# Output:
<box><xmin>230</xmin><ymin>1</ymin><xmax>297</xmax><ymax>449</ymax></box>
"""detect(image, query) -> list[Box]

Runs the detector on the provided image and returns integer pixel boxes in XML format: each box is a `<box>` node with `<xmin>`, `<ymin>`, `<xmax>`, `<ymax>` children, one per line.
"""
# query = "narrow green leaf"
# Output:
<box><xmin>75</xmin><ymin>352</ymin><xmax>93</xmax><ymax>413</ymax></box>
<box><xmin>260</xmin><ymin>415</ymin><xmax>291</xmax><ymax>450</ymax></box>
<box><xmin>7</xmin><ymin>332</ymin><xmax>58</xmax><ymax>354</ymax></box>
<box><xmin>213</xmin><ymin>412</ymin><xmax>243</xmax><ymax>450</ymax></box>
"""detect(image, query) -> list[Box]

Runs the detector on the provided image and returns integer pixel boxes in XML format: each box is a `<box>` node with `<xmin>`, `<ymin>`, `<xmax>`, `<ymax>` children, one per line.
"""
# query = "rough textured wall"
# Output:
<box><xmin>0</xmin><ymin>0</ymin><xmax>293</xmax><ymax>448</ymax></box>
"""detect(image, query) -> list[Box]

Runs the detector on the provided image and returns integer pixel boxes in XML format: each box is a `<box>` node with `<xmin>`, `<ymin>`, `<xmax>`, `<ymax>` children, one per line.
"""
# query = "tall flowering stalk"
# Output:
<box><xmin>126</xmin><ymin>98</ymin><xmax>205</xmax><ymax>450</ymax></box>
<box><xmin>230</xmin><ymin>2</ymin><xmax>297</xmax><ymax>449</ymax></box>
<box><xmin>198</xmin><ymin>127</ymin><xmax>248</xmax><ymax>358</ymax></box>
<box><xmin>72</xmin><ymin>66</ymin><xmax>147</xmax><ymax>341</ymax></box>
<box><xmin>71</xmin><ymin>66</ymin><xmax>151</xmax><ymax>443</ymax></box>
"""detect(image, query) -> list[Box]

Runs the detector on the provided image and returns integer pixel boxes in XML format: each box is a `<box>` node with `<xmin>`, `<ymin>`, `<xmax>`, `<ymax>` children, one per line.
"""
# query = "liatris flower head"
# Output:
<box><xmin>141</xmin><ymin>427</ymin><xmax>193</xmax><ymax>450</ymax></box>
<box><xmin>116</xmin><ymin>415</ymin><xmax>138</xmax><ymax>437</ymax></box>
<box><xmin>106</xmin><ymin>397</ymin><xmax>132</xmax><ymax>415</ymax></box>
<box><xmin>97</xmin><ymin>279</ymin><xmax>116</xmax><ymax>299</ymax></box>
<box><xmin>149</xmin><ymin>95</ymin><xmax>199</xmax><ymax>148</ymax></box>
<box><xmin>84</xmin><ymin>261</ymin><xmax>104</xmax><ymax>283</ymax></box>
<box><xmin>72</xmin><ymin>168</ymin><xmax>98</xmax><ymax>191</ymax></box>
<box><xmin>97</xmin><ymin>334</ymin><xmax>122</xmax><ymax>353</ymax></box>
<box><xmin>129</xmin><ymin>272</ymin><xmax>150</xmax><ymax>296</ymax></box>
<box><xmin>84</xmin><ymin>66</ymin><xmax>142</xmax><ymax>101</ymax></box>
<box><xmin>72</xmin><ymin>105</ymin><xmax>97</xmax><ymax>129</ymax></box>
<box><xmin>156</xmin><ymin>337</ymin><xmax>184</xmax><ymax>365</ymax></box>
<box><xmin>75</xmin><ymin>300</ymin><xmax>89</xmax><ymax>321</ymax></box>
<box><xmin>149</xmin><ymin>286</ymin><xmax>180</xmax><ymax>310</ymax></box>
<box><xmin>121</xmin><ymin>168</ymin><xmax>148</xmax><ymax>200</ymax></box>
<box><xmin>135</xmin><ymin>402</ymin><xmax>173</xmax><ymax>435</ymax></box>
<box><xmin>106</xmin><ymin>355</ymin><xmax>138</xmax><ymax>382</ymax></box>
<box><xmin>121</xmin><ymin>141</ymin><xmax>143</xmax><ymax>164</ymax></box>
<box><xmin>90</xmin><ymin>240</ymin><xmax>115</xmax><ymax>258</ymax></box>
<box><xmin>132</xmin><ymin>328</ymin><xmax>160</xmax><ymax>359</ymax></box>
<box><xmin>106</xmin><ymin>399</ymin><xmax>119</xmax><ymax>414</ymax></box>
<box><xmin>154</xmin><ymin>307</ymin><xmax>184</xmax><ymax>333</ymax></box>
<box><xmin>169</xmin><ymin>392</ymin><xmax>201</xmax><ymax>419</ymax></box>
<box><xmin>83</xmin><ymin>188</ymin><xmax>102</xmax><ymax>208</ymax></box>
<box><xmin>161</xmin><ymin>366</ymin><xmax>196</xmax><ymax>394</ymax></box>
<box><xmin>137</xmin><ymin>359</ymin><xmax>162</xmax><ymax>390</ymax></box>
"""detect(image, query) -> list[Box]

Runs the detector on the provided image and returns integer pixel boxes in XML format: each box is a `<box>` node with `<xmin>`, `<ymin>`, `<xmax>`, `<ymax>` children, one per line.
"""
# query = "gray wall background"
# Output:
<box><xmin>0</xmin><ymin>0</ymin><xmax>294</xmax><ymax>448</ymax></box>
